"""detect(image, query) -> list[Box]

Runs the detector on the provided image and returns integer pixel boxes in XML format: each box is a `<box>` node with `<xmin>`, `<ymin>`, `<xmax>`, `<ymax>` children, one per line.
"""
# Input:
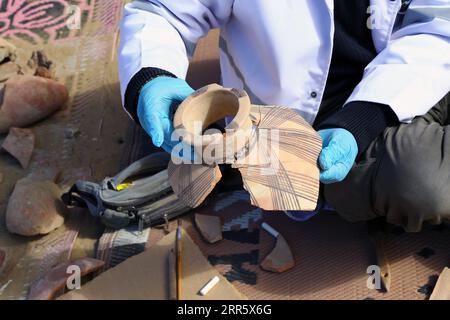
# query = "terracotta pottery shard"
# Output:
<box><xmin>195</xmin><ymin>214</ymin><xmax>223</xmax><ymax>244</ymax></box>
<box><xmin>430</xmin><ymin>267</ymin><xmax>450</xmax><ymax>300</ymax></box>
<box><xmin>168</xmin><ymin>84</ymin><xmax>322</xmax><ymax>211</ymax></box>
<box><xmin>0</xmin><ymin>38</ymin><xmax>16</xmax><ymax>63</ymax></box>
<box><xmin>28</xmin><ymin>50</ymin><xmax>53</xmax><ymax>70</ymax></box>
<box><xmin>0</xmin><ymin>75</ymin><xmax>68</xmax><ymax>133</ymax></box>
<box><xmin>6</xmin><ymin>177</ymin><xmax>67</xmax><ymax>236</ymax></box>
<box><xmin>168</xmin><ymin>161</ymin><xmax>222</xmax><ymax>208</ymax></box>
<box><xmin>260</xmin><ymin>234</ymin><xmax>295</xmax><ymax>273</ymax></box>
<box><xmin>1</xmin><ymin>127</ymin><xmax>35</xmax><ymax>169</ymax></box>
<box><xmin>28</xmin><ymin>51</ymin><xmax>54</xmax><ymax>79</ymax></box>
<box><xmin>28</xmin><ymin>258</ymin><xmax>105</xmax><ymax>300</ymax></box>
<box><xmin>35</xmin><ymin>66</ymin><xmax>54</xmax><ymax>79</ymax></box>
<box><xmin>0</xmin><ymin>61</ymin><xmax>20</xmax><ymax>82</ymax></box>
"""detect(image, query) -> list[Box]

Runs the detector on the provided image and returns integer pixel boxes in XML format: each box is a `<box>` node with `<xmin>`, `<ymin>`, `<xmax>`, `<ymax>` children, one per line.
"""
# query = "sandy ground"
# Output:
<box><xmin>0</xmin><ymin>19</ymin><xmax>129</xmax><ymax>299</ymax></box>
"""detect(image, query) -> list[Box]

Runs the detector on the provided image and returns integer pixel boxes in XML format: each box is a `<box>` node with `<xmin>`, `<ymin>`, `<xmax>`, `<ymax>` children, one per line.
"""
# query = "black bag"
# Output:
<box><xmin>62</xmin><ymin>153</ymin><xmax>190</xmax><ymax>230</ymax></box>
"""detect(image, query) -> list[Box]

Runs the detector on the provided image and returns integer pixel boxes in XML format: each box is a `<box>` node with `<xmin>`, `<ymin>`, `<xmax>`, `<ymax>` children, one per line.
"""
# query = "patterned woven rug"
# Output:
<box><xmin>100</xmin><ymin>120</ymin><xmax>450</xmax><ymax>300</ymax></box>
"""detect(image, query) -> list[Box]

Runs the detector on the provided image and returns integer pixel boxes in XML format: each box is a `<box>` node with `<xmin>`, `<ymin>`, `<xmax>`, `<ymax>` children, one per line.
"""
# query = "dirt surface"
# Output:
<box><xmin>0</xmin><ymin>1</ymin><xmax>128</xmax><ymax>299</ymax></box>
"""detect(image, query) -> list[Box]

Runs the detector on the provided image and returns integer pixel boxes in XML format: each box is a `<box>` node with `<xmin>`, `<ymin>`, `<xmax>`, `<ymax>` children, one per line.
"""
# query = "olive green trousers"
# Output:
<box><xmin>323</xmin><ymin>93</ymin><xmax>450</xmax><ymax>232</ymax></box>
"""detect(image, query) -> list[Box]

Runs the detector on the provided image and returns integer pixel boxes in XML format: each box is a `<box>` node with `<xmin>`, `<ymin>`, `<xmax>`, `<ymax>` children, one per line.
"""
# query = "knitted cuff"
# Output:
<box><xmin>124</xmin><ymin>67</ymin><xmax>176</xmax><ymax>124</ymax></box>
<box><xmin>316</xmin><ymin>101</ymin><xmax>398</xmax><ymax>156</ymax></box>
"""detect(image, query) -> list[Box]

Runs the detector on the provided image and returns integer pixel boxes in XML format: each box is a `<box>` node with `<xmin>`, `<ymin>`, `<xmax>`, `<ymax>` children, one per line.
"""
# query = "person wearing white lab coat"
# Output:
<box><xmin>118</xmin><ymin>0</ymin><xmax>450</xmax><ymax>232</ymax></box>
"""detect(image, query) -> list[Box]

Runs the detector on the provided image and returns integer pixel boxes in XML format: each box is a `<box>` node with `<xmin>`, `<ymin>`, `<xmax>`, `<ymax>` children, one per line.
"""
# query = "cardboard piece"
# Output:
<box><xmin>59</xmin><ymin>230</ymin><xmax>245</xmax><ymax>300</ymax></box>
<box><xmin>168</xmin><ymin>84</ymin><xmax>322</xmax><ymax>211</ymax></box>
<box><xmin>430</xmin><ymin>267</ymin><xmax>450</xmax><ymax>300</ymax></box>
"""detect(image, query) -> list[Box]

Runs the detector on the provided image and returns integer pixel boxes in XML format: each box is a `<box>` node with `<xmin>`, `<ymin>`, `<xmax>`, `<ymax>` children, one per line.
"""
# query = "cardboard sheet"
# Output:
<box><xmin>59</xmin><ymin>230</ymin><xmax>245</xmax><ymax>300</ymax></box>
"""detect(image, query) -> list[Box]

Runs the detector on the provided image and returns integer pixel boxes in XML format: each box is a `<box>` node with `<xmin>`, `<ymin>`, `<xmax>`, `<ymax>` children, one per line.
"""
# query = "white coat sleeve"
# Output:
<box><xmin>347</xmin><ymin>0</ymin><xmax>450</xmax><ymax>123</ymax></box>
<box><xmin>118</xmin><ymin>0</ymin><xmax>234</xmax><ymax>103</ymax></box>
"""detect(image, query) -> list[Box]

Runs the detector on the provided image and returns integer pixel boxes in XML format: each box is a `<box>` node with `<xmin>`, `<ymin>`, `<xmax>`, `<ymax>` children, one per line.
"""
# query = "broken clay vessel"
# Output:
<box><xmin>1</xmin><ymin>127</ymin><xmax>35</xmax><ymax>169</ymax></box>
<box><xmin>0</xmin><ymin>75</ymin><xmax>68</xmax><ymax>133</ymax></box>
<box><xmin>6</xmin><ymin>177</ymin><xmax>67</xmax><ymax>236</ymax></box>
<box><xmin>28</xmin><ymin>258</ymin><xmax>105</xmax><ymax>300</ymax></box>
<box><xmin>168</xmin><ymin>84</ymin><xmax>322</xmax><ymax>212</ymax></box>
<box><xmin>195</xmin><ymin>213</ymin><xmax>223</xmax><ymax>244</ymax></box>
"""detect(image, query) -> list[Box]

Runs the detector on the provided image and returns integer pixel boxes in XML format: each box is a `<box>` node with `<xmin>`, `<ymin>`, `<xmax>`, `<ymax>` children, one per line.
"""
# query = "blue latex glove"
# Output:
<box><xmin>137</xmin><ymin>76</ymin><xmax>194</xmax><ymax>155</ymax></box>
<box><xmin>318</xmin><ymin>128</ymin><xmax>358</xmax><ymax>184</ymax></box>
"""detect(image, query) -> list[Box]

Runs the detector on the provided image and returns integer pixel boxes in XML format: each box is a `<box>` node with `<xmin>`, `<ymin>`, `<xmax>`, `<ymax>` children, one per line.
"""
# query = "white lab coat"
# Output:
<box><xmin>118</xmin><ymin>0</ymin><xmax>450</xmax><ymax>124</ymax></box>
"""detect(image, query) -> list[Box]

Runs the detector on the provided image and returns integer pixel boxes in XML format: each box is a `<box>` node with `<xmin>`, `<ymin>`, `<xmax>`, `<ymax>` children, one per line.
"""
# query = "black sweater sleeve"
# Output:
<box><xmin>316</xmin><ymin>101</ymin><xmax>399</xmax><ymax>157</ymax></box>
<box><xmin>124</xmin><ymin>67</ymin><xmax>177</xmax><ymax>124</ymax></box>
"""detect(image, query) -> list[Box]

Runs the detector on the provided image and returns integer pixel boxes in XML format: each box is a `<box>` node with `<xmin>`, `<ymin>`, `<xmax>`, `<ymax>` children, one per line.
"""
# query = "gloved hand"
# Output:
<box><xmin>318</xmin><ymin>128</ymin><xmax>358</xmax><ymax>184</ymax></box>
<box><xmin>137</xmin><ymin>76</ymin><xmax>194</xmax><ymax>155</ymax></box>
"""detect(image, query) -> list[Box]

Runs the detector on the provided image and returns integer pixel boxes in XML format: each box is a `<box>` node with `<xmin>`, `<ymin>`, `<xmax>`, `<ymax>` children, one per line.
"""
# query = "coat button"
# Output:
<box><xmin>310</xmin><ymin>91</ymin><xmax>318</xmax><ymax>98</ymax></box>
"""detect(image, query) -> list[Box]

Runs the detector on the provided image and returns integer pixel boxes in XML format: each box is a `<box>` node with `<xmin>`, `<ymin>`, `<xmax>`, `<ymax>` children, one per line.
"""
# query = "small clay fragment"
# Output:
<box><xmin>1</xmin><ymin>127</ymin><xmax>35</xmax><ymax>169</ymax></box>
<box><xmin>35</xmin><ymin>66</ymin><xmax>54</xmax><ymax>79</ymax></box>
<box><xmin>195</xmin><ymin>214</ymin><xmax>223</xmax><ymax>244</ymax></box>
<box><xmin>0</xmin><ymin>61</ymin><xmax>20</xmax><ymax>82</ymax></box>
<box><xmin>430</xmin><ymin>267</ymin><xmax>450</xmax><ymax>300</ymax></box>
<box><xmin>260</xmin><ymin>235</ymin><xmax>295</xmax><ymax>273</ymax></box>
<box><xmin>6</xmin><ymin>177</ymin><xmax>67</xmax><ymax>236</ymax></box>
<box><xmin>28</xmin><ymin>51</ymin><xmax>54</xmax><ymax>79</ymax></box>
<box><xmin>0</xmin><ymin>75</ymin><xmax>68</xmax><ymax>133</ymax></box>
<box><xmin>28</xmin><ymin>258</ymin><xmax>105</xmax><ymax>300</ymax></box>
<box><xmin>260</xmin><ymin>224</ymin><xmax>295</xmax><ymax>273</ymax></box>
<box><xmin>0</xmin><ymin>38</ymin><xmax>16</xmax><ymax>63</ymax></box>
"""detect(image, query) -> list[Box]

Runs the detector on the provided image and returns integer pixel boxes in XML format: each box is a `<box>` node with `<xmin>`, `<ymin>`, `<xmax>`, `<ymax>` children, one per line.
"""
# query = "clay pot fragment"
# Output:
<box><xmin>0</xmin><ymin>38</ymin><xmax>16</xmax><ymax>63</ymax></box>
<box><xmin>168</xmin><ymin>162</ymin><xmax>222</xmax><ymax>208</ymax></box>
<box><xmin>195</xmin><ymin>214</ymin><xmax>223</xmax><ymax>244</ymax></box>
<box><xmin>260</xmin><ymin>223</ymin><xmax>295</xmax><ymax>273</ymax></box>
<box><xmin>28</xmin><ymin>258</ymin><xmax>105</xmax><ymax>300</ymax></box>
<box><xmin>28</xmin><ymin>50</ymin><xmax>54</xmax><ymax>79</ymax></box>
<box><xmin>6</xmin><ymin>177</ymin><xmax>67</xmax><ymax>236</ymax></box>
<box><xmin>260</xmin><ymin>235</ymin><xmax>295</xmax><ymax>273</ymax></box>
<box><xmin>0</xmin><ymin>75</ymin><xmax>68</xmax><ymax>133</ymax></box>
<box><xmin>1</xmin><ymin>127</ymin><xmax>35</xmax><ymax>168</ymax></box>
<box><xmin>168</xmin><ymin>84</ymin><xmax>322</xmax><ymax>212</ymax></box>
<box><xmin>0</xmin><ymin>61</ymin><xmax>20</xmax><ymax>82</ymax></box>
